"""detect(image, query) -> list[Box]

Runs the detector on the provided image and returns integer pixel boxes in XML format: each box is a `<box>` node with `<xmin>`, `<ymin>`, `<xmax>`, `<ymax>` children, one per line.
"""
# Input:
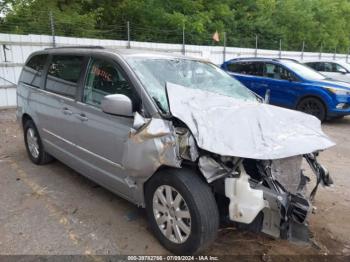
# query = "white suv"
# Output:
<box><xmin>304</xmin><ymin>60</ymin><xmax>350</xmax><ymax>83</ymax></box>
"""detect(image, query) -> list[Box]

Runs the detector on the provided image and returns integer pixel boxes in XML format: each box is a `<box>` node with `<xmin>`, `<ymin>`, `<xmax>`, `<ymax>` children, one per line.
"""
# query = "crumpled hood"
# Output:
<box><xmin>167</xmin><ymin>83</ymin><xmax>335</xmax><ymax>160</ymax></box>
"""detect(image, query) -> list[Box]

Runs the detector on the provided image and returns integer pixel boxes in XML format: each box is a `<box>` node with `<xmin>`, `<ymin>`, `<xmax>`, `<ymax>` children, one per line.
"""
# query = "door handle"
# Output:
<box><xmin>259</xmin><ymin>83</ymin><xmax>269</xmax><ymax>87</ymax></box>
<box><xmin>62</xmin><ymin>107</ymin><xmax>73</xmax><ymax>115</ymax></box>
<box><xmin>75</xmin><ymin>113</ymin><xmax>88</xmax><ymax>122</ymax></box>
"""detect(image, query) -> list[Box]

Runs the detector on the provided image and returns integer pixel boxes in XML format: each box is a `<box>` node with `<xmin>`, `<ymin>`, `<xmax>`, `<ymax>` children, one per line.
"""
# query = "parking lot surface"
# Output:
<box><xmin>0</xmin><ymin>108</ymin><xmax>350</xmax><ymax>257</ymax></box>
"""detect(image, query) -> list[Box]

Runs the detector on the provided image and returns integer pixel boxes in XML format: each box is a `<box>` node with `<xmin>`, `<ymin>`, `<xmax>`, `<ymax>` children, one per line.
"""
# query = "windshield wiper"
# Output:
<box><xmin>152</xmin><ymin>96</ymin><xmax>167</xmax><ymax>114</ymax></box>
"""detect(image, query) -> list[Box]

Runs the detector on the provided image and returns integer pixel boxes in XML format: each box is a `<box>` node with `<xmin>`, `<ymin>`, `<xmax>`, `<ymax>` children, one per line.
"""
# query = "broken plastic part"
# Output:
<box><xmin>304</xmin><ymin>153</ymin><xmax>334</xmax><ymax>200</ymax></box>
<box><xmin>133</xmin><ymin>112</ymin><xmax>147</xmax><ymax>130</ymax></box>
<box><xmin>225</xmin><ymin>166</ymin><xmax>265</xmax><ymax>224</ymax></box>
<box><xmin>288</xmin><ymin>194</ymin><xmax>311</xmax><ymax>224</ymax></box>
<box><xmin>167</xmin><ymin>83</ymin><xmax>335</xmax><ymax>160</ymax></box>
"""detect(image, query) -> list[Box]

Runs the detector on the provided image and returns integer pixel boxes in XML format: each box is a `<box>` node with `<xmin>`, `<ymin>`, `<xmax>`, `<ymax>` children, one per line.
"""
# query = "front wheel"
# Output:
<box><xmin>145</xmin><ymin>168</ymin><xmax>219</xmax><ymax>255</ymax></box>
<box><xmin>297</xmin><ymin>97</ymin><xmax>326</xmax><ymax>122</ymax></box>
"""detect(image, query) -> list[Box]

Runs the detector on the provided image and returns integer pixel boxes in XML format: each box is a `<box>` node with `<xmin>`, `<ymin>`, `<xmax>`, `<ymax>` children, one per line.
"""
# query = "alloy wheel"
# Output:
<box><xmin>298</xmin><ymin>98</ymin><xmax>325</xmax><ymax>121</ymax></box>
<box><xmin>26</xmin><ymin>127</ymin><xmax>39</xmax><ymax>159</ymax></box>
<box><xmin>152</xmin><ymin>185</ymin><xmax>191</xmax><ymax>244</ymax></box>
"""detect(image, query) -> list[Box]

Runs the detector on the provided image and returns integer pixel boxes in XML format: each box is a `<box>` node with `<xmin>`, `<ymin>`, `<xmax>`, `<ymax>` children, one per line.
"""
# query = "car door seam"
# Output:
<box><xmin>42</xmin><ymin>128</ymin><xmax>124</xmax><ymax>169</ymax></box>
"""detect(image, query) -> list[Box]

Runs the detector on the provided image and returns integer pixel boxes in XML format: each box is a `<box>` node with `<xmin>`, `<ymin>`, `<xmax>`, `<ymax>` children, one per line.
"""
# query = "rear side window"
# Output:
<box><xmin>323</xmin><ymin>62</ymin><xmax>334</xmax><ymax>72</ymax></box>
<box><xmin>227</xmin><ymin>63</ymin><xmax>242</xmax><ymax>73</ymax></box>
<box><xmin>227</xmin><ymin>62</ymin><xmax>263</xmax><ymax>76</ymax></box>
<box><xmin>305</xmin><ymin>62</ymin><xmax>320</xmax><ymax>71</ymax></box>
<box><xmin>20</xmin><ymin>54</ymin><xmax>48</xmax><ymax>88</ymax></box>
<box><xmin>46</xmin><ymin>55</ymin><xmax>84</xmax><ymax>98</ymax></box>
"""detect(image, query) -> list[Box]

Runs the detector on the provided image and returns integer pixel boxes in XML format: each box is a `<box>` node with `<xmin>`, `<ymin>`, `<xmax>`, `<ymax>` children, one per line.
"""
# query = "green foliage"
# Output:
<box><xmin>1</xmin><ymin>0</ymin><xmax>350</xmax><ymax>53</ymax></box>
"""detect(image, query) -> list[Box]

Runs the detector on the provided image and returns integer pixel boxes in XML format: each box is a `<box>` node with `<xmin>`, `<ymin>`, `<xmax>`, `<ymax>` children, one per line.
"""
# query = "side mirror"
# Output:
<box><xmin>101</xmin><ymin>94</ymin><xmax>133</xmax><ymax>117</ymax></box>
<box><xmin>338</xmin><ymin>68</ymin><xmax>347</xmax><ymax>74</ymax></box>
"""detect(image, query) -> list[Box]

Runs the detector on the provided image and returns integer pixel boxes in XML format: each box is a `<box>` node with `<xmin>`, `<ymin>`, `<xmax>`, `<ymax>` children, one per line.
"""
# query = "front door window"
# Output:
<box><xmin>263</xmin><ymin>63</ymin><xmax>296</xmax><ymax>81</ymax></box>
<box><xmin>83</xmin><ymin>58</ymin><xmax>134</xmax><ymax>107</ymax></box>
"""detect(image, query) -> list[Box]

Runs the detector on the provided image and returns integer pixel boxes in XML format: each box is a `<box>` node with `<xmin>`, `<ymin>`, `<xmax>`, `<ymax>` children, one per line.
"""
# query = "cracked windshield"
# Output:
<box><xmin>126</xmin><ymin>58</ymin><xmax>258</xmax><ymax>112</ymax></box>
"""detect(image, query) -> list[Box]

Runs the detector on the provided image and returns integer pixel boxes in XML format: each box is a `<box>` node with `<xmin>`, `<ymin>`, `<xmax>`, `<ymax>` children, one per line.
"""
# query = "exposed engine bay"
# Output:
<box><xmin>192</xmin><ymin>151</ymin><xmax>333</xmax><ymax>243</ymax></box>
<box><xmin>173</xmin><ymin>123</ymin><xmax>333</xmax><ymax>242</ymax></box>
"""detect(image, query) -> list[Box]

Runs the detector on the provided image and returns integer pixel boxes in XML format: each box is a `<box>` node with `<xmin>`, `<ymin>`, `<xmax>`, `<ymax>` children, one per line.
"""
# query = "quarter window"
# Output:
<box><xmin>227</xmin><ymin>62</ymin><xmax>263</xmax><ymax>76</ymax></box>
<box><xmin>83</xmin><ymin>58</ymin><xmax>134</xmax><ymax>107</ymax></box>
<box><xmin>21</xmin><ymin>54</ymin><xmax>48</xmax><ymax>88</ymax></box>
<box><xmin>46</xmin><ymin>55</ymin><xmax>84</xmax><ymax>98</ymax></box>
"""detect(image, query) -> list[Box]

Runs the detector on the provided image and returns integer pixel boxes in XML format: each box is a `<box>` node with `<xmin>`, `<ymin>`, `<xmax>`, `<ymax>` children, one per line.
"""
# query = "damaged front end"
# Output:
<box><xmin>126</xmin><ymin>111</ymin><xmax>334</xmax><ymax>243</ymax></box>
<box><xmin>122</xmin><ymin>82</ymin><xmax>335</xmax><ymax>245</ymax></box>
<box><xmin>164</xmin><ymin>83</ymin><xmax>335</xmax><ymax>244</ymax></box>
<box><xmin>195</xmin><ymin>152</ymin><xmax>333</xmax><ymax>243</ymax></box>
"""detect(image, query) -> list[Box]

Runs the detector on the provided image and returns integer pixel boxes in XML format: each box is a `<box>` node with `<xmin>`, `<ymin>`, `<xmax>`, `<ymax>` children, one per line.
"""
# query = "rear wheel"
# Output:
<box><xmin>297</xmin><ymin>97</ymin><xmax>326</xmax><ymax>122</ymax></box>
<box><xmin>145</xmin><ymin>168</ymin><xmax>219</xmax><ymax>254</ymax></box>
<box><xmin>24</xmin><ymin>120</ymin><xmax>53</xmax><ymax>165</ymax></box>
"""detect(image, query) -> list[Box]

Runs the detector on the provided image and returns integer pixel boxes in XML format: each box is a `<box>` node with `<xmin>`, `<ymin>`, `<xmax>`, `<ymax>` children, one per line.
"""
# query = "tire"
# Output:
<box><xmin>23</xmin><ymin>120</ymin><xmax>53</xmax><ymax>165</ymax></box>
<box><xmin>297</xmin><ymin>97</ymin><xmax>326</xmax><ymax>122</ymax></box>
<box><xmin>145</xmin><ymin>168</ymin><xmax>219</xmax><ymax>255</ymax></box>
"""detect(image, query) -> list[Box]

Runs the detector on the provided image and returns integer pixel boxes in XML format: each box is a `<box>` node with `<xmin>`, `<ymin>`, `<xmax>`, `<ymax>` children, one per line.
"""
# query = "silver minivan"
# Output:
<box><xmin>17</xmin><ymin>47</ymin><xmax>335</xmax><ymax>254</ymax></box>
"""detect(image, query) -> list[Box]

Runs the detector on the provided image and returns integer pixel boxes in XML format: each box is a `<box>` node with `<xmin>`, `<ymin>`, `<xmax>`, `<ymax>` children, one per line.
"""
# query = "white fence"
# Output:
<box><xmin>1</xmin><ymin>33</ymin><xmax>349</xmax><ymax>108</ymax></box>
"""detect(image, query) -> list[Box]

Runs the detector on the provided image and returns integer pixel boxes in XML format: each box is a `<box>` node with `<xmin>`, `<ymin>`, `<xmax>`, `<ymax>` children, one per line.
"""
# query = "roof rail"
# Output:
<box><xmin>230</xmin><ymin>57</ymin><xmax>263</xmax><ymax>60</ymax></box>
<box><xmin>228</xmin><ymin>57</ymin><xmax>300</xmax><ymax>63</ymax></box>
<box><xmin>45</xmin><ymin>45</ymin><xmax>104</xmax><ymax>50</ymax></box>
<box><xmin>229</xmin><ymin>57</ymin><xmax>274</xmax><ymax>61</ymax></box>
<box><xmin>275</xmin><ymin>57</ymin><xmax>300</xmax><ymax>63</ymax></box>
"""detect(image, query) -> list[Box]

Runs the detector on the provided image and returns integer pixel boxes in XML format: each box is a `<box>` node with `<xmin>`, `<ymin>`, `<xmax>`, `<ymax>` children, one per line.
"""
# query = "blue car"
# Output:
<box><xmin>221</xmin><ymin>58</ymin><xmax>350</xmax><ymax>121</ymax></box>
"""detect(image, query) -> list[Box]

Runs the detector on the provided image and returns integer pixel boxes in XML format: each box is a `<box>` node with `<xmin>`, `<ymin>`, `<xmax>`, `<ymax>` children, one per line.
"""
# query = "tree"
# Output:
<box><xmin>1</xmin><ymin>0</ymin><xmax>350</xmax><ymax>53</ymax></box>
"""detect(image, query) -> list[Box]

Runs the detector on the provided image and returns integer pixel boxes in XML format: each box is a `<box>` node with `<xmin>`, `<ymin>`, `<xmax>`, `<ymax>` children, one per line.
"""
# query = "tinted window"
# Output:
<box><xmin>305</xmin><ymin>62</ymin><xmax>323</xmax><ymax>71</ymax></box>
<box><xmin>312</xmin><ymin>62</ymin><xmax>348</xmax><ymax>73</ymax></box>
<box><xmin>322</xmin><ymin>62</ymin><xmax>346</xmax><ymax>72</ymax></box>
<box><xmin>334</xmin><ymin>63</ymin><xmax>347</xmax><ymax>73</ymax></box>
<box><xmin>46</xmin><ymin>55</ymin><xmax>84</xmax><ymax>98</ymax></box>
<box><xmin>263</xmin><ymin>63</ymin><xmax>296</xmax><ymax>81</ymax></box>
<box><xmin>227</xmin><ymin>62</ymin><xmax>263</xmax><ymax>76</ymax></box>
<box><xmin>20</xmin><ymin>54</ymin><xmax>48</xmax><ymax>88</ymax></box>
<box><xmin>83</xmin><ymin>58</ymin><xmax>134</xmax><ymax>107</ymax></box>
<box><xmin>323</xmin><ymin>62</ymin><xmax>334</xmax><ymax>72</ymax></box>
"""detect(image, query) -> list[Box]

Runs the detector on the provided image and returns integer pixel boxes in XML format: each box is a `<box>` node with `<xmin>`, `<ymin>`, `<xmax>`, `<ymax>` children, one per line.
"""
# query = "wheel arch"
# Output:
<box><xmin>141</xmin><ymin>164</ymin><xmax>210</xmax><ymax>206</ymax></box>
<box><xmin>295</xmin><ymin>94</ymin><xmax>328</xmax><ymax>113</ymax></box>
<box><xmin>22</xmin><ymin>113</ymin><xmax>34</xmax><ymax>128</ymax></box>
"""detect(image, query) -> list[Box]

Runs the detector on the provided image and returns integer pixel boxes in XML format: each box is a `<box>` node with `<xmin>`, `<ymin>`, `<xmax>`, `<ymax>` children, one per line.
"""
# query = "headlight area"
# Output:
<box><xmin>324</xmin><ymin>86</ymin><xmax>350</xmax><ymax>96</ymax></box>
<box><xmin>336</xmin><ymin>102</ymin><xmax>350</xmax><ymax>109</ymax></box>
<box><xmin>199</xmin><ymin>153</ymin><xmax>333</xmax><ymax>243</ymax></box>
